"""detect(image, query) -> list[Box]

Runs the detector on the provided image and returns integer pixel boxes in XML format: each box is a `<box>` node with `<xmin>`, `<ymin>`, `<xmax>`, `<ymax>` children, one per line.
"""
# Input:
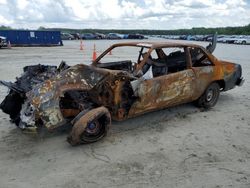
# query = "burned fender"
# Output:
<box><xmin>22</xmin><ymin>64</ymin><xmax>105</xmax><ymax>130</ymax></box>
<box><xmin>67</xmin><ymin>106</ymin><xmax>111</xmax><ymax>146</ymax></box>
<box><xmin>0</xmin><ymin>63</ymin><xmax>68</xmax><ymax>126</ymax></box>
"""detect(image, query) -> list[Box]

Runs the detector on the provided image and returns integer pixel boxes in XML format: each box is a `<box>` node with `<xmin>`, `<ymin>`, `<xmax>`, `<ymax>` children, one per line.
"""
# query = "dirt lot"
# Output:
<box><xmin>0</xmin><ymin>39</ymin><xmax>249</xmax><ymax>188</ymax></box>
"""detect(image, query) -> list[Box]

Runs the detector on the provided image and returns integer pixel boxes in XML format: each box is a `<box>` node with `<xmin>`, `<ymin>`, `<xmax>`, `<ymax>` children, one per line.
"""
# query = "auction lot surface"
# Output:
<box><xmin>0</xmin><ymin>39</ymin><xmax>250</xmax><ymax>188</ymax></box>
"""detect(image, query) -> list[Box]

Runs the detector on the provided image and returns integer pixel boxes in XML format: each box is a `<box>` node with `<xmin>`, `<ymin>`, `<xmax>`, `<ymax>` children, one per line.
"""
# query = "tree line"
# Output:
<box><xmin>1</xmin><ymin>24</ymin><xmax>250</xmax><ymax>35</ymax></box>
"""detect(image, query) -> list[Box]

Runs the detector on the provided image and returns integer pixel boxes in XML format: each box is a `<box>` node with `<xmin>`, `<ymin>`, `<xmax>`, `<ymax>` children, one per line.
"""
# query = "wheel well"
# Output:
<box><xmin>216</xmin><ymin>80</ymin><xmax>225</xmax><ymax>90</ymax></box>
<box><xmin>98</xmin><ymin>113</ymin><xmax>111</xmax><ymax>128</ymax></box>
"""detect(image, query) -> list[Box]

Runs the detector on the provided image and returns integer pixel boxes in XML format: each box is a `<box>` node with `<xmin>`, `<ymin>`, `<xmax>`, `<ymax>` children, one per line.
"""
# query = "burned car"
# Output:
<box><xmin>0</xmin><ymin>38</ymin><xmax>244</xmax><ymax>145</ymax></box>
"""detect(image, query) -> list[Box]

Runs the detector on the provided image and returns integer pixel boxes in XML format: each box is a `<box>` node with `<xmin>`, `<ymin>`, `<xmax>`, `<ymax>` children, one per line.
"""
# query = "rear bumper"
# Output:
<box><xmin>236</xmin><ymin>77</ymin><xmax>244</xmax><ymax>86</ymax></box>
<box><xmin>224</xmin><ymin>64</ymin><xmax>243</xmax><ymax>91</ymax></box>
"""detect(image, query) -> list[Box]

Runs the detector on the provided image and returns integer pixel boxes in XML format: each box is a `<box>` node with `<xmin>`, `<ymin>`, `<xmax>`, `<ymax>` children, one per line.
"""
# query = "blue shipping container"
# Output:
<box><xmin>0</xmin><ymin>30</ymin><xmax>62</xmax><ymax>46</ymax></box>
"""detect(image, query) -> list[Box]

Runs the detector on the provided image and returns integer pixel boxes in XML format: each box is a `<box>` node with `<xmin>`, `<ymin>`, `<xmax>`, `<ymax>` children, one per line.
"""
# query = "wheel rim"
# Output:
<box><xmin>85</xmin><ymin>120</ymin><xmax>101</xmax><ymax>135</ymax></box>
<box><xmin>80</xmin><ymin>119</ymin><xmax>106</xmax><ymax>143</ymax></box>
<box><xmin>206</xmin><ymin>89</ymin><xmax>214</xmax><ymax>102</ymax></box>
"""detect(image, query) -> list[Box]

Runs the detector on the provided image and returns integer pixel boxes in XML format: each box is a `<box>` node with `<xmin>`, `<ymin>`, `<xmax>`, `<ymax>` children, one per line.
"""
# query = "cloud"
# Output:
<box><xmin>0</xmin><ymin>0</ymin><xmax>249</xmax><ymax>29</ymax></box>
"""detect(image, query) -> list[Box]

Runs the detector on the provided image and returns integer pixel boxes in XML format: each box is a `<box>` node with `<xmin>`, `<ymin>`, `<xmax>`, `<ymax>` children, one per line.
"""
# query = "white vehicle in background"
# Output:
<box><xmin>0</xmin><ymin>36</ymin><xmax>7</xmax><ymax>48</ymax></box>
<box><xmin>217</xmin><ymin>35</ymin><xmax>227</xmax><ymax>43</ymax></box>
<box><xmin>234</xmin><ymin>36</ymin><xmax>250</xmax><ymax>45</ymax></box>
<box><xmin>223</xmin><ymin>36</ymin><xmax>239</xmax><ymax>44</ymax></box>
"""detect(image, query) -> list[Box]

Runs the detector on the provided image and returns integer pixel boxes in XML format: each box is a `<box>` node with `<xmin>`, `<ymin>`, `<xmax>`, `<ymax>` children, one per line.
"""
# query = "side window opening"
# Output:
<box><xmin>141</xmin><ymin>47</ymin><xmax>188</xmax><ymax>78</ymax></box>
<box><xmin>161</xmin><ymin>47</ymin><xmax>187</xmax><ymax>74</ymax></box>
<box><xmin>96</xmin><ymin>46</ymin><xmax>149</xmax><ymax>73</ymax></box>
<box><xmin>190</xmin><ymin>47</ymin><xmax>213</xmax><ymax>67</ymax></box>
<box><xmin>149</xmin><ymin>50</ymin><xmax>158</xmax><ymax>59</ymax></box>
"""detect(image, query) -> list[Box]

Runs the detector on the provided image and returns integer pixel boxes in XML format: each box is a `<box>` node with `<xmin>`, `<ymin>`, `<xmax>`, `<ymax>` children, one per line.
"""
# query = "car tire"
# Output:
<box><xmin>242</xmin><ymin>41</ymin><xmax>246</xmax><ymax>45</ymax></box>
<box><xmin>67</xmin><ymin>107</ymin><xmax>111</xmax><ymax>146</ymax></box>
<box><xmin>195</xmin><ymin>82</ymin><xmax>220</xmax><ymax>109</ymax></box>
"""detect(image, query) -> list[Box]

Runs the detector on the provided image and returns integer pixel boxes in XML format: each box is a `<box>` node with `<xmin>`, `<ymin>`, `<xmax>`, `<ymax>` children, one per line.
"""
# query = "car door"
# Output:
<box><xmin>189</xmin><ymin>47</ymin><xmax>216</xmax><ymax>99</ymax></box>
<box><xmin>128</xmin><ymin>47</ymin><xmax>196</xmax><ymax>117</ymax></box>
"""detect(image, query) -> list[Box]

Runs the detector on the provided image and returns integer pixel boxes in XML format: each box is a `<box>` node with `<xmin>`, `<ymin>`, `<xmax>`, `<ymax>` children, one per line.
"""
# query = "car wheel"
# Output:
<box><xmin>80</xmin><ymin>119</ymin><xmax>106</xmax><ymax>143</ymax></box>
<box><xmin>195</xmin><ymin>82</ymin><xmax>220</xmax><ymax>109</ymax></box>
<box><xmin>242</xmin><ymin>41</ymin><xmax>246</xmax><ymax>45</ymax></box>
<box><xmin>67</xmin><ymin>107</ymin><xmax>111</xmax><ymax>146</ymax></box>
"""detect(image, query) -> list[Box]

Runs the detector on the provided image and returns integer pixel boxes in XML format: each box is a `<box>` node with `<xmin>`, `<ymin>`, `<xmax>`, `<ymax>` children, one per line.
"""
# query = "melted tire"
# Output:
<box><xmin>67</xmin><ymin>107</ymin><xmax>111</xmax><ymax>146</ymax></box>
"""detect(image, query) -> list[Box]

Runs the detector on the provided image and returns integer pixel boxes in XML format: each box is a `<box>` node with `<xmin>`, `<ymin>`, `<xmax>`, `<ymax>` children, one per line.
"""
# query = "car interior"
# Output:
<box><xmin>189</xmin><ymin>47</ymin><xmax>214</xmax><ymax>67</ymax></box>
<box><xmin>95</xmin><ymin>46</ymin><xmax>188</xmax><ymax>78</ymax></box>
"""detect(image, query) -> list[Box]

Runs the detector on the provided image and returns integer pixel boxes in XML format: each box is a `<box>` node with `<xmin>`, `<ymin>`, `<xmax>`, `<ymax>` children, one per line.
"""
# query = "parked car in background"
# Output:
<box><xmin>107</xmin><ymin>33</ymin><xmax>123</xmax><ymax>39</ymax></box>
<box><xmin>95</xmin><ymin>33</ymin><xmax>106</xmax><ymax>39</ymax></box>
<box><xmin>61</xmin><ymin>33</ymin><xmax>74</xmax><ymax>40</ymax></box>
<box><xmin>205</xmin><ymin>36</ymin><xmax>213</xmax><ymax>42</ymax></box>
<box><xmin>70</xmin><ymin>33</ymin><xmax>81</xmax><ymax>40</ymax></box>
<box><xmin>187</xmin><ymin>35</ymin><xmax>196</xmax><ymax>41</ymax></box>
<box><xmin>193</xmin><ymin>35</ymin><xmax>205</xmax><ymax>41</ymax></box>
<box><xmin>81</xmin><ymin>33</ymin><xmax>97</xmax><ymax>40</ymax></box>
<box><xmin>224</xmin><ymin>36</ymin><xmax>238</xmax><ymax>44</ymax></box>
<box><xmin>0</xmin><ymin>36</ymin><xmax>7</xmax><ymax>48</ymax></box>
<box><xmin>179</xmin><ymin>35</ymin><xmax>187</xmax><ymax>40</ymax></box>
<box><xmin>216</xmin><ymin>35</ymin><xmax>227</xmax><ymax>43</ymax></box>
<box><xmin>123</xmin><ymin>34</ymin><xmax>145</xmax><ymax>39</ymax></box>
<box><xmin>234</xmin><ymin>36</ymin><xmax>250</xmax><ymax>45</ymax></box>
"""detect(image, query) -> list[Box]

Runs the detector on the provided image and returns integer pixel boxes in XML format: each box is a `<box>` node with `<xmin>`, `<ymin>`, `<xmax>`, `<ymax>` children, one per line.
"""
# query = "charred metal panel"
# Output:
<box><xmin>90</xmin><ymin>71</ymin><xmax>136</xmax><ymax>121</ymax></box>
<box><xmin>191</xmin><ymin>66</ymin><xmax>215</xmax><ymax>100</ymax></box>
<box><xmin>24</xmin><ymin>64</ymin><xmax>109</xmax><ymax>130</ymax></box>
<box><xmin>128</xmin><ymin>69</ymin><xmax>195</xmax><ymax>117</ymax></box>
<box><xmin>0</xmin><ymin>63</ymin><xmax>67</xmax><ymax>126</ymax></box>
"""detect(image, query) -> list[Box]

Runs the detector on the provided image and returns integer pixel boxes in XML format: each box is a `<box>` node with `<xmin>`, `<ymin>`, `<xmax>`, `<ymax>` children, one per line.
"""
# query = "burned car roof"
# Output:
<box><xmin>106</xmin><ymin>41</ymin><xmax>203</xmax><ymax>49</ymax></box>
<box><xmin>93</xmin><ymin>41</ymin><xmax>209</xmax><ymax>65</ymax></box>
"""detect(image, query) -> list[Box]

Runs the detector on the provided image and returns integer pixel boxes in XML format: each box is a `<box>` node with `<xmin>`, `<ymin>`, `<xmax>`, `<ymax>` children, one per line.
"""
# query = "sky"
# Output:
<box><xmin>0</xmin><ymin>0</ymin><xmax>250</xmax><ymax>30</ymax></box>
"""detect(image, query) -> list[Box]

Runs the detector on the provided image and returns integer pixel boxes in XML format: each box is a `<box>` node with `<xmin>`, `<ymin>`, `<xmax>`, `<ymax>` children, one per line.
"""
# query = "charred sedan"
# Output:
<box><xmin>0</xmin><ymin>40</ymin><xmax>244</xmax><ymax>145</ymax></box>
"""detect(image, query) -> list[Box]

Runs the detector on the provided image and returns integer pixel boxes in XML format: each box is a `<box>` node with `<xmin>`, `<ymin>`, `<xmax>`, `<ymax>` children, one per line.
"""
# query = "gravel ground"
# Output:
<box><xmin>0</xmin><ymin>39</ymin><xmax>249</xmax><ymax>188</ymax></box>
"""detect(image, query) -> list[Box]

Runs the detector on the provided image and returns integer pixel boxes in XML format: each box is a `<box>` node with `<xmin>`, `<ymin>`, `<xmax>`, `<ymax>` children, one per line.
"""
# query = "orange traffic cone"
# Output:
<box><xmin>80</xmin><ymin>39</ymin><xmax>83</xmax><ymax>50</ymax></box>
<box><xmin>7</xmin><ymin>41</ymin><xmax>11</xmax><ymax>49</ymax></box>
<box><xmin>92</xmin><ymin>44</ymin><xmax>97</xmax><ymax>61</ymax></box>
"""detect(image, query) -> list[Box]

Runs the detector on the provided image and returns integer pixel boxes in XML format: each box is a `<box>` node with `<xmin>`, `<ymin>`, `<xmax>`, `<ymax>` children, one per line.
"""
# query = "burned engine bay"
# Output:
<box><xmin>0</xmin><ymin>62</ymin><xmax>70</xmax><ymax>129</ymax></box>
<box><xmin>0</xmin><ymin>60</ymin><xmax>136</xmax><ymax>134</ymax></box>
